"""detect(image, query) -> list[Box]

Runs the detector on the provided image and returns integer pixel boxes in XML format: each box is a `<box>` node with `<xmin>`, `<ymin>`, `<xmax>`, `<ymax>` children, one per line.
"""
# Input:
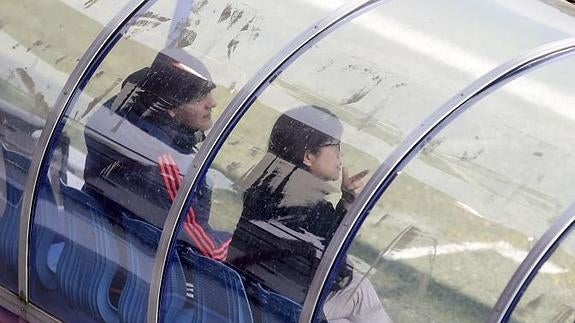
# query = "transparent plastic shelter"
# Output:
<box><xmin>0</xmin><ymin>0</ymin><xmax>575</xmax><ymax>322</ymax></box>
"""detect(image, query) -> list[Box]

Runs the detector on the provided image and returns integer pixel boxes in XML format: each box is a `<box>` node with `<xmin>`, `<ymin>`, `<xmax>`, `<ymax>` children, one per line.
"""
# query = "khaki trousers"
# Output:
<box><xmin>323</xmin><ymin>272</ymin><xmax>393</xmax><ymax>323</ymax></box>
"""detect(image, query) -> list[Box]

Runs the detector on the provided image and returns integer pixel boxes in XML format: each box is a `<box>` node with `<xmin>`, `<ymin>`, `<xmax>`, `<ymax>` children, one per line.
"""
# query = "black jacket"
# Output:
<box><xmin>227</xmin><ymin>153</ymin><xmax>352</xmax><ymax>304</ymax></box>
<box><xmin>83</xmin><ymin>93</ymin><xmax>231</xmax><ymax>259</ymax></box>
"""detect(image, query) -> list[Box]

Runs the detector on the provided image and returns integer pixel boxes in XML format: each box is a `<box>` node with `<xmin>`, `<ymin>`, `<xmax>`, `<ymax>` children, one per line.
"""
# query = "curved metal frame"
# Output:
<box><xmin>303</xmin><ymin>38</ymin><xmax>575</xmax><ymax>322</ymax></box>
<box><xmin>0</xmin><ymin>284</ymin><xmax>61</xmax><ymax>323</ymax></box>
<box><xmin>488</xmin><ymin>203</ymin><xmax>575</xmax><ymax>323</ymax></box>
<box><xmin>18</xmin><ymin>0</ymin><xmax>154</xmax><ymax>303</ymax></box>
<box><xmin>0</xmin><ymin>287</ymin><xmax>61</xmax><ymax>323</ymax></box>
<box><xmin>148</xmin><ymin>0</ymin><xmax>389</xmax><ymax>322</ymax></box>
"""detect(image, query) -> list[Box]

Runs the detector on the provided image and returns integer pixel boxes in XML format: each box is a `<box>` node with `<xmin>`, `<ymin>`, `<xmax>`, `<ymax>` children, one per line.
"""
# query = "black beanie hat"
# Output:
<box><xmin>139</xmin><ymin>48</ymin><xmax>216</xmax><ymax>108</ymax></box>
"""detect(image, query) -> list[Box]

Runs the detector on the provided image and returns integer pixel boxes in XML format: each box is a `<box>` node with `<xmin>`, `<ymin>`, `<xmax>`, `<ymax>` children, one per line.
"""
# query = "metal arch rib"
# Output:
<box><xmin>303</xmin><ymin>38</ymin><xmax>575</xmax><ymax>322</ymax></box>
<box><xmin>148</xmin><ymin>0</ymin><xmax>388</xmax><ymax>322</ymax></box>
<box><xmin>488</xmin><ymin>203</ymin><xmax>575</xmax><ymax>323</ymax></box>
<box><xmin>0</xmin><ymin>284</ymin><xmax>62</xmax><ymax>323</ymax></box>
<box><xmin>17</xmin><ymin>0</ymin><xmax>154</xmax><ymax>302</ymax></box>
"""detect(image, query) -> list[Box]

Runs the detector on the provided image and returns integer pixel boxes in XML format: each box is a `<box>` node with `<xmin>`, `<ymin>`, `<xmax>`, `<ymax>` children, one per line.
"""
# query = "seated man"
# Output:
<box><xmin>83</xmin><ymin>48</ymin><xmax>230</xmax><ymax>260</ymax></box>
<box><xmin>227</xmin><ymin>105</ymin><xmax>393</xmax><ymax>322</ymax></box>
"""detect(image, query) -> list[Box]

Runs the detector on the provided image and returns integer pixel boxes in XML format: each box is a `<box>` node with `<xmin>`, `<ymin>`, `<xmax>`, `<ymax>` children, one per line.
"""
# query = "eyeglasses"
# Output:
<box><xmin>320</xmin><ymin>141</ymin><xmax>341</xmax><ymax>151</ymax></box>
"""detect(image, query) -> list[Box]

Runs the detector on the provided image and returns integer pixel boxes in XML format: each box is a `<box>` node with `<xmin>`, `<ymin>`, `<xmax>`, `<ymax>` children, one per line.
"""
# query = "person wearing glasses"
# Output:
<box><xmin>227</xmin><ymin>105</ymin><xmax>392</xmax><ymax>322</ymax></box>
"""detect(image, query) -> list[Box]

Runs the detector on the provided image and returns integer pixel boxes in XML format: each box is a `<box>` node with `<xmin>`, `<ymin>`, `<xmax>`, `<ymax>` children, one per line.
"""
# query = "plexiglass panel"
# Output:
<box><xmin>331</xmin><ymin>53</ymin><xmax>575</xmax><ymax>322</ymax></box>
<box><xmin>27</xmin><ymin>0</ymin><xmax>336</xmax><ymax>321</ymax></box>
<box><xmin>166</xmin><ymin>1</ymin><xmax>575</xmax><ymax>322</ymax></box>
<box><xmin>509</xmin><ymin>227</ymin><xmax>575</xmax><ymax>323</ymax></box>
<box><xmin>0</xmin><ymin>0</ymin><xmax>119</xmax><ymax>293</ymax></box>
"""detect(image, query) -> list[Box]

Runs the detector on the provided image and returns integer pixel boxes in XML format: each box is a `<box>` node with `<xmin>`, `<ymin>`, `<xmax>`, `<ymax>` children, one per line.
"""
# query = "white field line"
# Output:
<box><xmin>311</xmin><ymin>1</ymin><xmax>575</xmax><ymax>120</ymax></box>
<box><xmin>385</xmin><ymin>241</ymin><xmax>567</xmax><ymax>274</ymax></box>
<box><xmin>66</xmin><ymin>149</ymin><xmax>568</xmax><ymax>275</ymax></box>
<box><xmin>368</xmin><ymin>17</ymin><xmax>575</xmax><ymax>120</ymax></box>
<box><xmin>456</xmin><ymin>201</ymin><xmax>484</xmax><ymax>219</ymax></box>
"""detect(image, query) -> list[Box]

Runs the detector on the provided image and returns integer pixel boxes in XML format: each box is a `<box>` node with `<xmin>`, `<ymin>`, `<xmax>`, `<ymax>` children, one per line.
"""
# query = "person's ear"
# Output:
<box><xmin>303</xmin><ymin>151</ymin><xmax>314</xmax><ymax>168</ymax></box>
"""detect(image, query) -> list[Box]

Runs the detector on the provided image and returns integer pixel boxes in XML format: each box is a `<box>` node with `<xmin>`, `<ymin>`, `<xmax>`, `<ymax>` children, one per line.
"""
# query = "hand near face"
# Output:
<box><xmin>341</xmin><ymin>167</ymin><xmax>369</xmax><ymax>209</ymax></box>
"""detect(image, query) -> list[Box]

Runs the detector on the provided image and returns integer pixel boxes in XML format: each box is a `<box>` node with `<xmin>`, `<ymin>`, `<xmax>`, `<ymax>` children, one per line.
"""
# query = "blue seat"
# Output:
<box><xmin>119</xmin><ymin>216</ymin><xmax>253</xmax><ymax>323</ymax></box>
<box><xmin>32</xmin><ymin>180</ymin><xmax>61</xmax><ymax>290</ymax></box>
<box><xmin>178</xmin><ymin>248</ymin><xmax>254</xmax><ymax>323</ymax></box>
<box><xmin>119</xmin><ymin>216</ymin><xmax>192</xmax><ymax>323</ymax></box>
<box><xmin>0</xmin><ymin>144</ymin><xmax>31</xmax><ymax>290</ymax></box>
<box><xmin>254</xmin><ymin>283</ymin><xmax>301</xmax><ymax>323</ymax></box>
<box><xmin>55</xmin><ymin>185</ymin><xmax>119</xmax><ymax>323</ymax></box>
<box><xmin>0</xmin><ymin>143</ymin><xmax>65</xmax><ymax>292</ymax></box>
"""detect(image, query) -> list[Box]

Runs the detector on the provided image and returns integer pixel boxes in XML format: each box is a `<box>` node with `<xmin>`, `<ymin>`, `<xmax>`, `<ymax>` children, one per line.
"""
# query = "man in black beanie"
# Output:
<box><xmin>83</xmin><ymin>48</ymin><xmax>231</xmax><ymax>260</ymax></box>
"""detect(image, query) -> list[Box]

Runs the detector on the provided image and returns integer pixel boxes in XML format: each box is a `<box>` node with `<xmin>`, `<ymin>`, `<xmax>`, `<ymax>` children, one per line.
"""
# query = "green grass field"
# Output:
<box><xmin>2</xmin><ymin>0</ymin><xmax>575</xmax><ymax>322</ymax></box>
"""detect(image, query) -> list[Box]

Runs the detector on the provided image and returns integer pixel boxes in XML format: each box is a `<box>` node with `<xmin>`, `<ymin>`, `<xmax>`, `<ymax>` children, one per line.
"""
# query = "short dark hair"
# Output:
<box><xmin>268</xmin><ymin>105</ymin><xmax>342</xmax><ymax>167</ymax></box>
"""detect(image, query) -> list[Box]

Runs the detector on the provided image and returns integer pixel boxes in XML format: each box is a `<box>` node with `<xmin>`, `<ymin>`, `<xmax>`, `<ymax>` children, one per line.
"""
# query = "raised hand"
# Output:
<box><xmin>341</xmin><ymin>167</ymin><xmax>369</xmax><ymax>209</ymax></box>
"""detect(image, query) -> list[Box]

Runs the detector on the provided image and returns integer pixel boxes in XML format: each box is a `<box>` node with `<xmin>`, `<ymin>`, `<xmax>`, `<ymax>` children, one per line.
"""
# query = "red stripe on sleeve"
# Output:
<box><xmin>158</xmin><ymin>153</ymin><xmax>231</xmax><ymax>260</ymax></box>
